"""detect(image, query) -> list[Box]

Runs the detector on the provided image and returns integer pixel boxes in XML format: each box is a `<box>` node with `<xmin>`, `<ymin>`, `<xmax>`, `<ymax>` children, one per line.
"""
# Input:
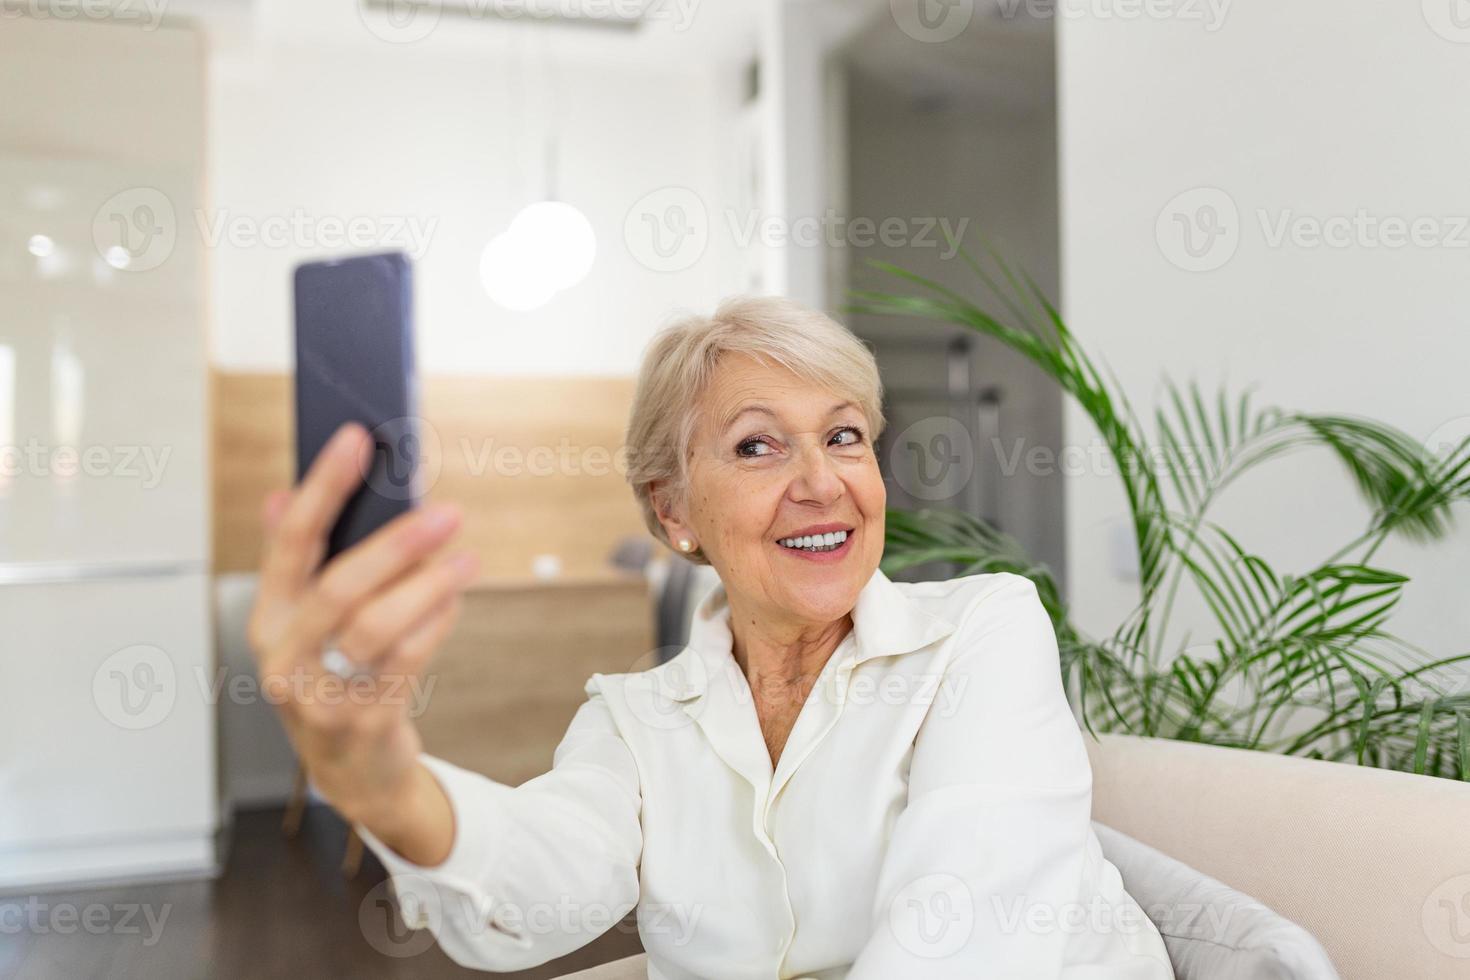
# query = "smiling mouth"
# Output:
<box><xmin>777</xmin><ymin>529</ymin><xmax>850</xmax><ymax>554</ymax></box>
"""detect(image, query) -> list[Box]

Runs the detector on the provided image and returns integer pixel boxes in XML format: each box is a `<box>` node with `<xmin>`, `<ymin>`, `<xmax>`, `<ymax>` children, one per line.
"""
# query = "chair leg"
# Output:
<box><xmin>342</xmin><ymin>828</ymin><xmax>365</xmax><ymax>877</ymax></box>
<box><xmin>282</xmin><ymin>765</ymin><xmax>308</xmax><ymax>838</ymax></box>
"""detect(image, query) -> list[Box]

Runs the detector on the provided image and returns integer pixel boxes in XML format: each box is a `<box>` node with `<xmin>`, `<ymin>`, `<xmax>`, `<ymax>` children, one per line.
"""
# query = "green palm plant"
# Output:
<box><xmin>856</xmin><ymin>248</ymin><xmax>1470</xmax><ymax>779</ymax></box>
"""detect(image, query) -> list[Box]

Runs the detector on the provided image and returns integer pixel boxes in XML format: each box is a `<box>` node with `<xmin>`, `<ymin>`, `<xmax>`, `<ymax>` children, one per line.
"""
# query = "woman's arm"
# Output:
<box><xmin>247</xmin><ymin>423</ymin><xmax>643</xmax><ymax>970</ymax></box>
<box><xmin>847</xmin><ymin>574</ymin><xmax>1161</xmax><ymax>979</ymax></box>
<box><xmin>247</xmin><ymin>422</ymin><xmax>478</xmax><ymax>867</ymax></box>
<box><xmin>356</xmin><ymin>685</ymin><xmax>643</xmax><ymax>972</ymax></box>
<box><xmin>354</xmin><ymin>759</ymin><xmax>455</xmax><ymax>866</ymax></box>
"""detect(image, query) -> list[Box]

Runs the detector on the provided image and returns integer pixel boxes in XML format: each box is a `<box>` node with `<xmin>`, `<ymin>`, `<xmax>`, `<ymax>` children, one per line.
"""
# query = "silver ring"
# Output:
<box><xmin>320</xmin><ymin>646</ymin><xmax>373</xmax><ymax>680</ymax></box>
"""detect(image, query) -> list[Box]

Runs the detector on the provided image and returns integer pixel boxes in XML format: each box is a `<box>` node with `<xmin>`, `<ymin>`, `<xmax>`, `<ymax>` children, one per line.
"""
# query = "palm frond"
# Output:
<box><xmin>866</xmin><ymin>244</ymin><xmax>1470</xmax><ymax>781</ymax></box>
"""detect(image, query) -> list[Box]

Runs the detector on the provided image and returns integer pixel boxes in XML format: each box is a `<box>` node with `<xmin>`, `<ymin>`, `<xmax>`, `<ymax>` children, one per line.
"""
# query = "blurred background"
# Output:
<box><xmin>2</xmin><ymin>1</ymin><xmax>1468</xmax><ymax>977</ymax></box>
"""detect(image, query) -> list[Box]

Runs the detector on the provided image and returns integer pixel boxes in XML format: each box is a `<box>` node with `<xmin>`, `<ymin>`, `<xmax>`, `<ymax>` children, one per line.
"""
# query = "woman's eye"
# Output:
<box><xmin>736</xmin><ymin>438</ymin><xmax>774</xmax><ymax>458</ymax></box>
<box><xmin>830</xmin><ymin>426</ymin><xmax>865</xmax><ymax>447</ymax></box>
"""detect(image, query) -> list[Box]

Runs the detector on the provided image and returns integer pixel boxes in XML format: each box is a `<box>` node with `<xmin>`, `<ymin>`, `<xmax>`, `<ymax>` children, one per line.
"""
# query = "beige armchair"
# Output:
<box><xmin>555</xmin><ymin>734</ymin><xmax>1470</xmax><ymax>980</ymax></box>
<box><xmin>1087</xmin><ymin>733</ymin><xmax>1470</xmax><ymax>980</ymax></box>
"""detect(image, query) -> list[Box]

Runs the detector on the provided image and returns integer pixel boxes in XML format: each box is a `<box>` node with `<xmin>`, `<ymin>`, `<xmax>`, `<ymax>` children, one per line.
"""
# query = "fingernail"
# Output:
<box><xmin>451</xmin><ymin>552</ymin><xmax>480</xmax><ymax>579</ymax></box>
<box><xmin>422</xmin><ymin>502</ymin><xmax>460</xmax><ymax>533</ymax></box>
<box><xmin>333</xmin><ymin>423</ymin><xmax>365</xmax><ymax>456</ymax></box>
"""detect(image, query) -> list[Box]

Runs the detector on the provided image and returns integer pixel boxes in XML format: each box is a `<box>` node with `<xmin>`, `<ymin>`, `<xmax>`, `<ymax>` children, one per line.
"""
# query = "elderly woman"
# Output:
<box><xmin>248</xmin><ymin>297</ymin><xmax>1173</xmax><ymax>979</ymax></box>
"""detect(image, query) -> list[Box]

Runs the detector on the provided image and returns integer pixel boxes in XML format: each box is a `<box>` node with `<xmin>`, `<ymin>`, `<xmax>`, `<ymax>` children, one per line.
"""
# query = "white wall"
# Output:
<box><xmin>207</xmin><ymin>26</ymin><xmax>749</xmax><ymax>374</ymax></box>
<box><xmin>1058</xmin><ymin>5</ymin><xmax>1470</xmax><ymax>665</ymax></box>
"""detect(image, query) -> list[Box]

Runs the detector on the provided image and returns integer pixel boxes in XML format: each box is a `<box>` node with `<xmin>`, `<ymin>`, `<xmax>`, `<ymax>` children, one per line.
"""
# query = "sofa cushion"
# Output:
<box><xmin>1094</xmin><ymin>822</ymin><xmax>1340</xmax><ymax>980</ymax></box>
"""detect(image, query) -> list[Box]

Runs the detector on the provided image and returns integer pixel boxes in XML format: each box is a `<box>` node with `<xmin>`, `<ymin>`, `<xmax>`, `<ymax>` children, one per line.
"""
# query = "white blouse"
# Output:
<box><xmin>359</xmin><ymin>570</ymin><xmax>1175</xmax><ymax>979</ymax></box>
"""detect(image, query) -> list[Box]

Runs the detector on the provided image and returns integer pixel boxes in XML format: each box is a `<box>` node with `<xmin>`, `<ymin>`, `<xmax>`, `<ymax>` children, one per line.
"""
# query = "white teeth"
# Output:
<box><xmin>778</xmin><ymin>529</ymin><xmax>849</xmax><ymax>552</ymax></box>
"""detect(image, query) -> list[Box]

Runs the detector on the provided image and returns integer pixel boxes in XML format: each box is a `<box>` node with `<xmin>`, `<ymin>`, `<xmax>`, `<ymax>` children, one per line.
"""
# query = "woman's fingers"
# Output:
<box><xmin>381</xmin><ymin>591</ymin><xmax>464</xmax><ymax>683</ymax></box>
<box><xmin>279</xmin><ymin>503</ymin><xmax>465</xmax><ymax>665</ymax></box>
<box><xmin>258</xmin><ymin>423</ymin><xmax>373</xmax><ymax>603</ymax></box>
<box><xmin>334</xmin><ymin>550</ymin><xmax>480</xmax><ymax>667</ymax></box>
<box><xmin>253</xmin><ymin>491</ymin><xmax>292</xmax><ymax>614</ymax></box>
<box><xmin>265</xmin><ymin>561</ymin><xmax>471</xmax><ymax>731</ymax></box>
<box><xmin>318</xmin><ymin>503</ymin><xmax>464</xmax><ymax>616</ymax></box>
<box><xmin>261</xmin><ymin>488</ymin><xmax>291</xmax><ymax>533</ymax></box>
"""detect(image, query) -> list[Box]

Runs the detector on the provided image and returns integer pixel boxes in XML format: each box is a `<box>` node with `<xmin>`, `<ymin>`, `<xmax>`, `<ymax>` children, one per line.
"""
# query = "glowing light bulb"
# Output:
<box><xmin>479</xmin><ymin>201</ymin><xmax>597</xmax><ymax>311</ymax></box>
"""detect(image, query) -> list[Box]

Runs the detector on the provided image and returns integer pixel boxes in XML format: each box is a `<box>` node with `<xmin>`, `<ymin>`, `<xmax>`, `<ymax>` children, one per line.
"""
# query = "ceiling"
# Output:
<box><xmin>29</xmin><ymin>0</ymin><xmax>1051</xmax><ymax>99</ymax></box>
<box><xmin>154</xmin><ymin>0</ymin><xmax>761</xmax><ymax>70</ymax></box>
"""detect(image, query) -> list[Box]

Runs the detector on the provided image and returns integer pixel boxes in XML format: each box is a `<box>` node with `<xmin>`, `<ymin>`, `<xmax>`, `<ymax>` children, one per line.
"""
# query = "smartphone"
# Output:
<box><xmin>293</xmin><ymin>251</ymin><xmax>421</xmax><ymax>559</ymax></box>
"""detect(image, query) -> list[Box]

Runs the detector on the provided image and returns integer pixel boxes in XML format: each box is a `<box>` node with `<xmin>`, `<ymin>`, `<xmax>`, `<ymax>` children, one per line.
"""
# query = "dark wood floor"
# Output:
<box><xmin>0</xmin><ymin>806</ymin><xmax>643</xmax><ymax>980</ymax></box>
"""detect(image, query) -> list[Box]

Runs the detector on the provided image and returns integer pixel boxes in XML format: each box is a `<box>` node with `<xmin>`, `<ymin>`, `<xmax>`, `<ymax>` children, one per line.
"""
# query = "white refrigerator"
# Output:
<box><xmin>0</xmin><ymin>18</ymin><xmax>217</xmax><ymax>891</ymax></box>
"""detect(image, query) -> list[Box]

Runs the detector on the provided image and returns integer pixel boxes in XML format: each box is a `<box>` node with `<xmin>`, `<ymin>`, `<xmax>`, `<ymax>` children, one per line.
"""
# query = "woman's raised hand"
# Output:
<box><xmin>246</xmin><ymin>422</ymin><xmax>476</xmax><ymax>859</ymax></box>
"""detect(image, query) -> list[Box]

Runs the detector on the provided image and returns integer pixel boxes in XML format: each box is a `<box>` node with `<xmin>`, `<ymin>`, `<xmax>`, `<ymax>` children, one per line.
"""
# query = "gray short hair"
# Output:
<box><xmin>625</xmin><ymin>295</ymin><xmax>884</xmax><ymax>563</ymax></box>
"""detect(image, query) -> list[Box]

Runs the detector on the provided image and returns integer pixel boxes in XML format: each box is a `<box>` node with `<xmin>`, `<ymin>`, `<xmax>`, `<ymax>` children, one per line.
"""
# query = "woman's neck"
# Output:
<box><xmin>726</xmin><ymin>602</ymin><xmax>852</xmax><ymax>706</ymax></box>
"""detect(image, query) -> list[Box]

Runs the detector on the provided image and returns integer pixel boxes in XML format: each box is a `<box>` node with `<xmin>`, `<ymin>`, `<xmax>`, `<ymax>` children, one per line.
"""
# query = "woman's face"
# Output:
<box><xmin>660</xmin><ymin>353</ymin><xmax>886</xmax><ymax>632</ymax></box>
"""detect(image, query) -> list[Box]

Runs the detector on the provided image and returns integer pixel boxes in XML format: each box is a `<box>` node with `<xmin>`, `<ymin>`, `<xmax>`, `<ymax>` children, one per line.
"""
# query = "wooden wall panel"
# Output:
<box><xmin>212</xmin><ymin>371</ymin><xmax>653</xmax><ymax>581</ymax></box>
<box><xmin>213</xmin><ymin>371</ymin><xmax>294</xmax><ymax>574</ymax></box>
<box><xmin>414</xmin><ymin>578</ymin><xmax>655</xmax><ymax>784</ymax></box>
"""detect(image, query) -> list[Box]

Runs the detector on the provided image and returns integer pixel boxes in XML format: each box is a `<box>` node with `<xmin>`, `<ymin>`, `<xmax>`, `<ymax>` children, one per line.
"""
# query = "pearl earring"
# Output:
<box><xmin>678</xmin><ymin>539</ymin><xmax>694</xmax><ymax>553</ymax></box>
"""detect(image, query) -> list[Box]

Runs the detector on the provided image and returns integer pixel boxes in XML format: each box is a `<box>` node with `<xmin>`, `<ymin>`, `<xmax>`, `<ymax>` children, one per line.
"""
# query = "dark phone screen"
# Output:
<box><xmin>292</xmin><ymin>252</ymin><xmax>421</xmax><ymax>559</ymax></box>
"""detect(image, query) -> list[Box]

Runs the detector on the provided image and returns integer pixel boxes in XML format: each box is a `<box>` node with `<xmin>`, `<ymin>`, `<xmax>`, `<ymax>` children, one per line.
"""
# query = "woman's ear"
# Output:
<box><xmin>651</xmin><ymin>481</ymin><xmax>697</xmax><ymax>555</ymax></box>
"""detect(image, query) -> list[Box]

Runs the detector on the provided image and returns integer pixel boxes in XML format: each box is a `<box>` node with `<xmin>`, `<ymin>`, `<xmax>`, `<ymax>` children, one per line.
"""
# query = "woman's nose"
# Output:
<box><xmin>788</xmin><ymin>445</ymin><xmax>843</xmax><ymax>505</ymax></box>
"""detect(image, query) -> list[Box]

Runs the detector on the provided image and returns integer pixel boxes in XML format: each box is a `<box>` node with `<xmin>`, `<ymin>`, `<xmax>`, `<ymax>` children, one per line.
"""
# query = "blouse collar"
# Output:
<box><xmin>651</xmin><ymin>567</ymin><xmax>959</xmax><ymax>802</ymax></box>
<box><xmin>676</xmin><ymin>567</ymin><xmax>958</xmax><ymax>699</ymax></box>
